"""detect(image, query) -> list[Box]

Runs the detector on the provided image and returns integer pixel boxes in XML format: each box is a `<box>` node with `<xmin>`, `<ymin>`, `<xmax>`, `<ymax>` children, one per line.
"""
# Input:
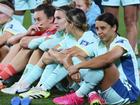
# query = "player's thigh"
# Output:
<box><xmin>124</xmin><ymin>5</ymin><xmax>138</xmax><ymax>22</ymax></box>
<box><xmin>104</xmin><ymin>6</ymin><xmax>119</xmax><ymax>19</ymax></box>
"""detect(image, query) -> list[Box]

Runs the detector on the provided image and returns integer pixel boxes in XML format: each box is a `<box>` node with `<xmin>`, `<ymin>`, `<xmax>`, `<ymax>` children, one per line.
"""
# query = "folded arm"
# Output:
<box><xmin>68</xmin><ymin>46</ymin><xmax>125</xmax><ymax>75</ymax></box>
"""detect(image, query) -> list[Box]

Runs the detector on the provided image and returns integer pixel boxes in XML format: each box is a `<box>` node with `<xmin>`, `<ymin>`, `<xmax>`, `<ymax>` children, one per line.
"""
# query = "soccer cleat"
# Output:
<box><xmin>88</xmin><ymin>91</ymin><xmax>106</xmax><ymax>105</ymax></box>
<box><xmin>19</xmin><ymin>87</ymin><xmax>37</xmax><ymax>98</ymax></box>
<box><xmin>19</xmin><ymin>87</ymin><xmax>50</xmax><ymax>99</ymax></box>
<box><xmin>21</xmin><ymin>97</ymin><xmax>31</xmax><ymax>105</ymax></box>
<box><xmin>53</xmin><ymin>92</ymin><xmax>84</xmax><ymax>105</ymax></box>
<box><xmin>11</xmin><ymin>96</ymin><xmax>21</xmax><ymax>105</ymax></box>
<box><xmin>1</xmin><ymin>82</ymin><xmax>30</xmax><ymax>94</ymax></box>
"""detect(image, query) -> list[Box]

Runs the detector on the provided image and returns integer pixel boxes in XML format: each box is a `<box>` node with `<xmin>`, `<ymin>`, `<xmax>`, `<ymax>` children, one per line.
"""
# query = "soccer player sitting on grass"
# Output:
<box><xmin>53</xmin><ymin>13</ymin><xmax>140</xmax><ymax>105</ymax></box>
<box><xmin>17</xmin><ymin>8</ymin><xmax>104</xmax><ymax>103</ymax></box>
<box><xmin>1</xmin><ymin>5</ymin><xmax>72</xmax><ymax>94</ymax></box>
<box><xmin>0</xmin><ymin>4</ymin><xmax>56</xmax><ymax>89</ymax></box>
<box><xmin>0</xmin><ymin>1</ymin><xmax>27</xmax><ymax>62</ymax></box>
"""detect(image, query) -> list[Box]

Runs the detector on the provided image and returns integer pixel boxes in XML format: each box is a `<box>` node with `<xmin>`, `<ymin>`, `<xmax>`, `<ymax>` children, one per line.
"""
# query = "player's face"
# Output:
<box><xmin>54</xmin><ymin>10</ymin><xmax>67</xmax><ymax>31</ymax></box>
<box><xmin>95</xmin><ymin>21</ymin><xmax>116</xmax><ymax>43</ymax></box>
<box><xmin>73</xmin><ymin>0</ymin><xmax>88</xmax><ymax>12</ymax></box>
<box><xmin>33</xmin><ymin>10</ymin><xmax>52</xmax><ymax>31</ymax></box>
<box><xmin>0</xmin><ymin>12</ymin><xmax>10</xmax><ymax>25</ymax></box>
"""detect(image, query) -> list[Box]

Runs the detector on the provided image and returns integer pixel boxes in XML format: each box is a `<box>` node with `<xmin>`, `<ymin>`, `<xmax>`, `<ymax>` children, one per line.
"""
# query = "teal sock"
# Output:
<box><xmin>19</xmin><ymin>64</ymin><xmax>34</xmax><ymax>82</ymax></box>
<box><xmin>23</xmin><ymin>65</ymin><xmax>43</xmax><ymax>85</ymax></box>
<box><xmin>76</xmin><ymin>82</ymin><xmax>94</xmax><ymax>97</ymax></box>
<box><xmin>41</xmin><ymin>64</ymin><xmax>68</xmax><ymax>90</ymax></box>
<box><xmin>37</xmin><ymin>64</ymin><xmax>57</xmax><ymax>86</ymax></box>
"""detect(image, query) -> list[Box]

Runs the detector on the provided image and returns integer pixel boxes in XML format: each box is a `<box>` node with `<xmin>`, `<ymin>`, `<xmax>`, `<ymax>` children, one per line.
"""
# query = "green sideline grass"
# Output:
<box><xmin>0</xmin><ymin>89</ymin><xmax>60</xmax><ymax>105</ymax></box>
<box><xmin>0</xmin><ymin>7</ymin><xmax>140</xmax><ymax>105</ymax></box>
<box><xmin>0</xmin><ymin>90</ymin><xmax>140</xmax><ymax>105</ymax></box>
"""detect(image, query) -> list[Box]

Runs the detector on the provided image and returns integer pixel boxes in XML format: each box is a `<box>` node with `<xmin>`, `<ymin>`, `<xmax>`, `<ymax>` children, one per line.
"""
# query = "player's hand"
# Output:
<box><xmin>27</xmin><ymin>23</ymin><xmax>43</xmax><ymax>35</ymax></box>
<box><xmin>70</xmin><ymin>72</ymin><xmax>81</xmax><ymax>83</ymax></box>
<box><xmin>68</xmin><ymin>65</ymin><xmax>79</xmax><ymax>76</ymax></box>
<box><xmin>48</xmin><ymin>49</ymin><xmax>66</xmax><ymax>64</ymax></box>
<box><xmin>62</xmin><ymin>54</ymin><xmax>73</xmax><ymax>69</ymax></box>
<box><xmin>42</xmin><ymin>52</ymin><xmax>55</xmax><ymax>64</ymax></box>
<box><xmin>67</xmin><ymin>46</ymin><xmax>87</xmax><ymax>57</ymax></box>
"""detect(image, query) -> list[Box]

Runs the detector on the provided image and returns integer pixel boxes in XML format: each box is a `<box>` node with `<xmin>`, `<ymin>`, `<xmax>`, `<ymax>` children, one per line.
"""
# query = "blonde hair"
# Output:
<box><xmin>66</xmin><ymin>8</ymin><xmax>88</xmax><ymax>31</ymax></box>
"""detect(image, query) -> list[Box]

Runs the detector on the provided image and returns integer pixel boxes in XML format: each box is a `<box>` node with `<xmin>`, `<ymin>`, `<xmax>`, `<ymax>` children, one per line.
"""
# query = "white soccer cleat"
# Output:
<box><xmin>1</xmin><ymin>82</ymin><xmax>30</xmax><ymax>94</ymax></box>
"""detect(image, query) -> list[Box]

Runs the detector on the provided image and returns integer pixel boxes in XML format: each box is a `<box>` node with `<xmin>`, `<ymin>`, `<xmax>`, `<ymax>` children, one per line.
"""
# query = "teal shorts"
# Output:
<box><xmin>14</xmin><ymin>0</ymin><xmax>44</xmax><ymax>10</ymax></box>
<box><xmin>102</xmin><ymin>0</ymin><xmax>140</xmax><ymax>6</ymax></box>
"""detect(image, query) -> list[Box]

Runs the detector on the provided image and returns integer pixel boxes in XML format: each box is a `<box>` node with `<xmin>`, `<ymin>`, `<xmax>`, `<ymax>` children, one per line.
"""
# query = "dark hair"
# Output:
<box><xmin>56</xmin><ymin>5</ymin><xmax>73</xmax><ymax>13</ymax></box>
<box><xmin>96</xmin><ymin>12</ymin><xmax>119</xmax><ymax>32</ymax></box>
<box><xmin>66</xmin><ymin>8</ymin><xmax>88</xmax><ymax>31</ymax></box>
<box><xmin>34</xmin><ymin>4</ymin><xmax>55</xmax><ymax>18</ymax></box>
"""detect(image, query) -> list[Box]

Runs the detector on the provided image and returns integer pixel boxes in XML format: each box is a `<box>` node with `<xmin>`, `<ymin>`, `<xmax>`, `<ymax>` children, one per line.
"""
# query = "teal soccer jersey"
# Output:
<box><xmin>0</xmin><ymin>18</ymin><xmax>26</xmax><ymax>36</ymax></box>
<box><xmin>99</xmin><ymin>35</ymin><xmax>140</xmax><ymax>104</ymax></box>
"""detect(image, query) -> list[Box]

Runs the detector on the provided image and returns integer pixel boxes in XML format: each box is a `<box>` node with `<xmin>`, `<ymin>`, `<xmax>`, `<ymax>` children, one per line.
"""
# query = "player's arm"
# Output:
<box><xmin>7</xmin><ymin>32</ymin><xmax>27</xmax><ymax>45</ymax></box>
<box><xmin>49</xmin><ymin>44</ymin><xmax>91</xmax><ymax>69</ymax></box>
<box><xmin>62</xmin><ymin>48</ymin><xmax>87</xmax><ymax>69</ymax></box>
<box><xmin>66</xmin><ymin>46</ymin><xmax>88</xmax><ymax>58</ymax></box>
<box><xmin>0</xmin><ymin>31</ymin><xmax>13</xmax><ymax>47</ymax></box>
<box><xmin>41</xmin><ymin>44</ymin><xmax>62</xmax><ymax>65</ymax></box>
<box><xmin>7</xmin><ymin>23</ymin><xmax>43</xmax><ymax>45</ymax></box>
<box><xmin>68</xmin><ymin>46</ymin><xmax>125</xmax><ymax>75</ymax></box>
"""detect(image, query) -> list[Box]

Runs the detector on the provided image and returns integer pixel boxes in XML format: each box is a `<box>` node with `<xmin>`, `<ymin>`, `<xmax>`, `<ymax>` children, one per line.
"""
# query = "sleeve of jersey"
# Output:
<box><xmin>39</xmin><ymin>37</ymin><xmax>64</xmax><ymax>51</ymax></box>
<box><xmin>110</xmin><ymin>39</ymin><xmax>129</xmax><ymax>56</ymax></box>
<box><xmin>4</xmin><ymin>22</ymin><xmax>27</xmax><ymax>35</ymax></box>
<box><xmin>75</xmin><ymin>43</ymin><xmax>95</xmax><ymax>57</ymax></box>
<box><xmin>57</xmin><ymin>38</ymin><xmax>66</xmax><ymax>50</ymax></box>
<box><xmin>75</xmin><ymin>31</ymin><xmax>99</xmax><ymax>57</ymax></box>
<box><xmin>4</xmin><ymin>27</ymin><xmax>17</xmax><ymax>35</ymax></box>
